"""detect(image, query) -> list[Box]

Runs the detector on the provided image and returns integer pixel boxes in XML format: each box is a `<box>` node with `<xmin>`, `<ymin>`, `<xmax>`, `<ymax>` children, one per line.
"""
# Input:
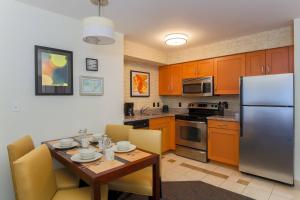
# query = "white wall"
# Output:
<box><xmin>124</xmin><ymin>40</ymin><xmax>168</xmax><ymax>65</ymax></box>
<box><xmin>294</xmin><ymin>19</ymin><xmax>300</xmax><ymax>183</ymax></box>
<box><xmin>0</xmin><ymin>0</ymin><xmax>124</xmax><ymax>199</ymax></box>
<box><xmin>167</xmin><ymin>26</ymin><xmax>293</xmax><ymax>64</ymax></box>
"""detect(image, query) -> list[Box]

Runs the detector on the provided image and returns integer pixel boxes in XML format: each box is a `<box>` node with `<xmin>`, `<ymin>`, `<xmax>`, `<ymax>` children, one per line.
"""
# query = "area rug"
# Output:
<box><xmin>109</xmin><ymin>181</ymin><xmax>253</xmax><ymax>200</ymax></box>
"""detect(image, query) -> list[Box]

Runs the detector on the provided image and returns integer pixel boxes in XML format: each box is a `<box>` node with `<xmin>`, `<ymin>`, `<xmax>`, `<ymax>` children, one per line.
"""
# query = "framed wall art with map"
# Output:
<box><xmin>79</xmin><ymin>76</ymin><xmax>104</xmax><ymax>96</ymax></box>
<box><xmin>130</xmin><ymin>70</ymin><xmax>150</xmax><ymax>97</ymax></box>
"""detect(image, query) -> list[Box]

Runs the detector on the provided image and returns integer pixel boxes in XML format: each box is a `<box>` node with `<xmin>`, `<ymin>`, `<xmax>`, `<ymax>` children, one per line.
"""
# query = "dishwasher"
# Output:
<box><xmin>124</xmin><ymin>119</ymin><xmax>149</xmax><ymax>129</ymax></box>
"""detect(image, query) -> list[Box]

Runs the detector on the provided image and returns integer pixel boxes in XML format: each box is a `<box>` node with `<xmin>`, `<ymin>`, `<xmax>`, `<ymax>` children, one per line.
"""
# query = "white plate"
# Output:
<box><xmin>53</xmin><ymin>142</ymin><xmax>78</xmax><ymax>149</ymax></box>
<box><xmin>70</xmin><ymin>152</ymin><xmax>102</xmax><ymax>163</ymax></box>
<box><xmin>113</xmin><ymin>144</ymin><xmax>136</xmax><ymax>153</ymax></box>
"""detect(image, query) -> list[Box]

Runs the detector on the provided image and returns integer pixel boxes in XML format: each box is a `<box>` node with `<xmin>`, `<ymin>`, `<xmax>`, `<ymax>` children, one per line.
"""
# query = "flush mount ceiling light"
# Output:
<box><xmin>164</xmin><ymin>33</ymin><xmax>188</xmax><ymax>46</ymax></box>
<box><xmin>83</xmin><ymin>0</ymin><xmax>115</xmax><ymax>45</ymax></box>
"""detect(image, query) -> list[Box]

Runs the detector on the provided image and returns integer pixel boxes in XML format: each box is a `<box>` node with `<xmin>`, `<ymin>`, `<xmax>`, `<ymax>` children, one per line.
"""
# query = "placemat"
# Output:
<box><xmin>82</xmin><ymin>158</ymin><xmax>124</xmax><ymax>174</ymax></box>
<box><xmin>115</xmin><ymin>149</ymin><xmax>151</xmax><ymax>162</ymax></box>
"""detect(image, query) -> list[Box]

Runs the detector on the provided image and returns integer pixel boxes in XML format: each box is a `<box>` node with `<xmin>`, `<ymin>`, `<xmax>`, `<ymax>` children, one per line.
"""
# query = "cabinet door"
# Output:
<box><xmin>159</xmin><ymin>66</ymin><xmax>171</xmax><ymax>95</ymax></box>
<box><xmin>197</xmin><ymin>59</ymin><xmax>214</xmax><ymax>77</ymax></box>
<box><xmin>181</xmin><ymin>61</ymin><xmax>198</xmax><ymax>79</ymax></box>
<box><xmin>266</xmin><ymin>47</ymin><xmax>289</xmax><ymax>75</ymax></box>
<box><xmin>214</xmin><ymin>54</ymin><xmax>246</xmax><ymax>95</ymax></box>
<box><xmin>289</xmin><ymin>46</ymin><xmax>294</xmax><ymax>73</ymax></box>
<box><xmin>246</xmin><ymin>50</ymin><xmax>266</xmax><ymax>76</ymax></box>
<box><xmin>169</xmin><ymin>117</ymin><xmax>175</xmax><ymax>150</ymax></box>
<box><xmin>170</xmin><ymin>64</ymin><xmax>182</xmax><ymax>95</ymax></box>
<box><xmin>208</xmin><ymin>127</ymin><xmax>239</xmax><ymax>166</ymax></box>
<box><xmin>149</xmin><ymin>117</ymin><xmax>171</xmax><ymax>153</ymax></box>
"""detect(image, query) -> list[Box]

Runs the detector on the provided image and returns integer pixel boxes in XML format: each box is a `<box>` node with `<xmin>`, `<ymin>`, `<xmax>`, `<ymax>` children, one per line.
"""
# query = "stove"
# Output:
<box><xmin>175</xmin><ymin>102</ymin><xmax>221</xmax><ymax>162</ymax></box>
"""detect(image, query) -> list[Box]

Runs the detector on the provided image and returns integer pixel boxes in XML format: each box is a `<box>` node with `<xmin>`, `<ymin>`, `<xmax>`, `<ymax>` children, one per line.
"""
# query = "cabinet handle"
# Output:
<box><xmin>267</xmin><ymin>66</ymin><xmax>270</xmax><ymax>74</ymax></box>
<box><xmin>262</xmin><ymin>66</ymin><xmax>264</xmax><ymax>74</ymax></box>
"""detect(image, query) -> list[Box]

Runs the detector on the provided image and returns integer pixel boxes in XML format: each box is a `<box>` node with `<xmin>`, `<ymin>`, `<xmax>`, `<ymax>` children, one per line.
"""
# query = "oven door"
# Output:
<box><xmin>175</xmin><ymin>119</ymin><xmax>207</xmax><ymax>150</ymax></box>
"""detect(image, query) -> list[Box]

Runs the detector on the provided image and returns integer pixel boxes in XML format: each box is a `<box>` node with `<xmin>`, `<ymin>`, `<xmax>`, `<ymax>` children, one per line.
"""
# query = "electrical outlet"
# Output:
<box><xmin>153</xmin><ymin>102</ymin><xmax>156</xmax><ymax>107</ymax></box>
<box><xmin>179</xmin><ymin>102</ymin><xmax>182</xmax><ymax>107</ymax></box>
<box><xmin>11</xmin><ymin>103</ymin><xmax>21</xmax><ymax>112</ymax></box>
<box><xmin>157</xmin><ymin>102</ymin><xmax>160</xmax><ymax>107</ymax></box>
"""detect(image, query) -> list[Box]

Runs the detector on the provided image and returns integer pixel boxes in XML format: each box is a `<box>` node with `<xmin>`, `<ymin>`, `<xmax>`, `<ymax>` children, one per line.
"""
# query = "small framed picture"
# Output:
<box><xmin>86</xmin><ymin>58</ymin><xmax>98</xmax><ymax>71</ymax></box>
<box><xmin>79</xmin><ymin>76</ymin><xmax>104</xmax><ymax>96</ymax></box>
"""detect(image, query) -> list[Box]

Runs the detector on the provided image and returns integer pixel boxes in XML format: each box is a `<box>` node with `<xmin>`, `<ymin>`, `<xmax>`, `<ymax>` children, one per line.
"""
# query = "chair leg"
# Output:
<box><xmin>160</xmin><ymin>178</ymin><xmax>162</xmax><ymax>198</ymax></box>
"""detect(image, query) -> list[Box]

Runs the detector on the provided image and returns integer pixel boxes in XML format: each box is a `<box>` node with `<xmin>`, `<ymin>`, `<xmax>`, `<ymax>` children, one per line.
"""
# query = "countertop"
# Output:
<box><xmin>124</xmin><ymin>108</ymin><xmax>239</xmax><ymax>123</ymax></box>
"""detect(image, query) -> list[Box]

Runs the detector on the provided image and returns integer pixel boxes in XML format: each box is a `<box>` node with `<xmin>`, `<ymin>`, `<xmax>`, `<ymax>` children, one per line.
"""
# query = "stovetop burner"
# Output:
<box><xmin>175</xmin><ymin>102</ymin><xmax>221</xmax><ymax>122</ymax></box>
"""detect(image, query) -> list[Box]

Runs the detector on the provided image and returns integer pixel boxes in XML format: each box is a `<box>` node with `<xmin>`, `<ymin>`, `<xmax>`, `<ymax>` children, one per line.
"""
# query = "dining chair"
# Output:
<box><xmin>109</xmin><ymin>129</ymin><xmax>161</xmax><ymax>197</ymax></box>
<box><xmin>13</xmin><ymin>144</ymin><xmax>108</xmax><ymax>200</ymax></box>
<box><xmin>7</xmin><ymin>135</ymin><xmax>79</xmax><ymax>200</ymax></box>
<box><xmin>105</xmin><ymin>124</ymin><xmax>133</xmax><ymax>142</ymax></box>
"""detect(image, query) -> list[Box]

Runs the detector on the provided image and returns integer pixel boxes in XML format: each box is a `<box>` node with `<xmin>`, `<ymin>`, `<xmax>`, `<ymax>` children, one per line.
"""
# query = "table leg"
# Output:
<box><xmin>152</xmin><ymin>157</ymin><xmax>160</xmax><ymax>200</ymax></box>
<box><xmin>92</xmin><ymin>183</ymin><xmax>101</xmax><ymax>200</ymax></box>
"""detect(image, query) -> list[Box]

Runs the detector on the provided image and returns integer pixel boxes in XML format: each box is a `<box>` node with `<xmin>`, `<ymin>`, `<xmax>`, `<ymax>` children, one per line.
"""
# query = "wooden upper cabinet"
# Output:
<box><xmin>198</xmin><ymin>59</ymin><xmax>214</xmax><ymax>77</ymax></box>
<box><xmin>246</xmin><ymin>50</ymin><xmax>266</xmax><ymax>76</ymax></box>
<box><xmin>289</xmin><ymin>46</ymin><xmax>294</xmax><ymax>73</ymax></box>
<box><xmin>181</xmin><ymin>61</ymin><xmax>198</xmax><ymax>79</ymax></box>
<box><xmin>159</xmin><ymin>64</ymin><xmax>182</xmax><ymax>96</ymax></box>
<box><xmin>214</xmin><ymin>54</ymin><xmax>246</xmax><ymax>95</ymax></box>
<box><xmin>159</xmin><ymin>66</ymin><xmax>170</xmax><ymax>95</ymax></box>
<box><xmin>266</xmin><ymin>47</ymin><xmax>289</xmax><ymax>75</ymax></box>
<box><xmin>170</xmin><ymin>64</ymin><xmax>182</xmax><ymax>95</ymax></box>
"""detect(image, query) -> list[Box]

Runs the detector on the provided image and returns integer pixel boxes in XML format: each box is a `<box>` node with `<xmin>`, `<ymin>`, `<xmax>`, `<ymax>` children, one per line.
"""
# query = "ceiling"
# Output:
<box><xmin>18</xmin><ymin>0</ymin><xmax>300</xmax><ymax>52</ymax></box>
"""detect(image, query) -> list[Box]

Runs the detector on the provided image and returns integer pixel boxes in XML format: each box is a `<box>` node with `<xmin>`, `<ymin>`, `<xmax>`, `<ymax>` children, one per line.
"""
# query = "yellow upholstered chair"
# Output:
<box><xmin>7</xmin><ymin>135</ymin><xmax>79</xmax><ymax>200</ymax></box>
<box><xmin>105</xmin><ymin>124</ymin><xmax>133</xmax><ymax>142</ymax></box>
<box><xmin>109</xmin><ymin>129</ymin><xmax>161</xmax><ymax>197</ymax></box>
<box><xmin>13</xmin><ymin>144</ymin><xmax>108</xmax><ymax>200</ymax></box>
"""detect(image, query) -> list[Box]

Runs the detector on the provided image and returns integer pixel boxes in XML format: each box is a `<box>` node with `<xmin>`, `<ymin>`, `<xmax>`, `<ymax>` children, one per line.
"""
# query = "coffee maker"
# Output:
<box><xmin>124</xmin><ymin>102</ymin><xmax>134</xmax><ymax>116</ymax></box>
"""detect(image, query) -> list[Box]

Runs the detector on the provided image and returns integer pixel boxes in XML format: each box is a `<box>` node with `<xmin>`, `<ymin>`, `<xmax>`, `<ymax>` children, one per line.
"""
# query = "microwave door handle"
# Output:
<box><xmin>201</xmin><ymin>82</ymin><xmax>204</xmax><ymax>93</ymax></box>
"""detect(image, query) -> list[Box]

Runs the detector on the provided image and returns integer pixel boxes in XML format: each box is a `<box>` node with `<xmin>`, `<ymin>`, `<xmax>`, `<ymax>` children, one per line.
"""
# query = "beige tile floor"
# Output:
<box><xmin>161</xmin><ymin>153</ymin><xmax>300</xmax><ymax>200</ymax></box>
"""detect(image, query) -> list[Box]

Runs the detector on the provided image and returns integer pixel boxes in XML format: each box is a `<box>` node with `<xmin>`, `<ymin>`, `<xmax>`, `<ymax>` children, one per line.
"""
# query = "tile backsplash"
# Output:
<box><xmin>124</xmin><ymin>60</ymin><xmax>240</xmax><ymax>113</ymax></box>
<box><xmin>124</xmin><ymin>61</ymin><xmax>163</xmax><ymax>110</ymax></box>
<box><xmin>161</xmin><ymin>95</ymin><xmax>240</xmax><ymax>113</ymax></box>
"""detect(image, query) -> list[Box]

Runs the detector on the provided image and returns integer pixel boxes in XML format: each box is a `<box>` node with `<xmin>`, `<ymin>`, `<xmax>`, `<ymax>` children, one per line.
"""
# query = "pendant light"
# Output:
<box><xmin>83</xmin><ymin>0</ymin><xmax>115</xmax><ymax>45</ymax></box>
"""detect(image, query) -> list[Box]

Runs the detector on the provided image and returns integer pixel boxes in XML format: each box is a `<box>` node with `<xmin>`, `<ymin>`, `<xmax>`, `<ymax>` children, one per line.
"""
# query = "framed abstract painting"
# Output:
<box><xmin>130</xmin><ymin>70</ymin><xmax>150</xmax><ymax>97</ymax></box>
<box><xmin>35</xmin><ymin>45</ymin><xmax>73</xmax><ymax>95</ymax></box>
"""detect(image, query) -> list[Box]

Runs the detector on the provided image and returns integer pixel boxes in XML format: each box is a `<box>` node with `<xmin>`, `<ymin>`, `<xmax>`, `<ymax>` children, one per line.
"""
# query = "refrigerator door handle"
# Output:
<box><xmin>240</xmin><ymin>77</ymin><xmax>243</xmax><ymax>137</ymax></box>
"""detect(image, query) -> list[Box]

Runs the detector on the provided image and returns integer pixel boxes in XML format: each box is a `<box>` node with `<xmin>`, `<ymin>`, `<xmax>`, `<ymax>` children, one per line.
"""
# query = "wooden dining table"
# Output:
<box><xmin>43</xmin><ymin>138</ymin><xmax>160</xmax><ymax>200</ymax></box>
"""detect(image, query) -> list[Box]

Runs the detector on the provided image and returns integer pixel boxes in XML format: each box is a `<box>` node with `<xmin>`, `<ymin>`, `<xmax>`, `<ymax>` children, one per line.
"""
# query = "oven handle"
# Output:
<box><xmin>175</xmin><ymin>119</ymin><xmax>206</xmax><ymax>124</ymax></box>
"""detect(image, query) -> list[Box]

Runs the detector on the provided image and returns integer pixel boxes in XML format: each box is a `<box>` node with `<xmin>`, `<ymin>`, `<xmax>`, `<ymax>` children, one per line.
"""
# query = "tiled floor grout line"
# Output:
<box><xmin>267</xmin><ymin>185</ymin><xmax>275</xmax><ymax>200</ymax></box>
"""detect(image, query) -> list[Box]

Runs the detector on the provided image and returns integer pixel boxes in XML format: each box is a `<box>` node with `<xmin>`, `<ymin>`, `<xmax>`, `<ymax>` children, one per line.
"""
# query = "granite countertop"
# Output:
<box><xmin>124</xmin><ymin>109</ymin><xmax>187</xmax><ymax>122</ymax></box>
<box><xmin>207</xmin><ymin>115</ymin><xmax>239</xmax><ymax>122</ymax></box>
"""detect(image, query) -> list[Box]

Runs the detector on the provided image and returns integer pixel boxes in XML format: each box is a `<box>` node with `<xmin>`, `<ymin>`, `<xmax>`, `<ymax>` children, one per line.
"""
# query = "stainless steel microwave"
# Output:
<box><xmin>182</xmin><ymin>77</ymin><xmax>214</xmax><ymax>96</ymax></box>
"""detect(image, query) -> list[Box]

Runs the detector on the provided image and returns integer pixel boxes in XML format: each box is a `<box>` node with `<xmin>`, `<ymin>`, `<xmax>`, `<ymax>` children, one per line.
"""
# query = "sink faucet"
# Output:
<box><xmin>140</xmin><ymin>106</ymin><xmax>150</xmax><ymax>115</ymax></box>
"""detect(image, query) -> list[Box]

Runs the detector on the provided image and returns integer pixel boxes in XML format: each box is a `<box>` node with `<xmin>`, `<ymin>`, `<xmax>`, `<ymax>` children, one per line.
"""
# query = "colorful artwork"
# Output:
<box><xmin>80</xmin><ymin>76</ymin><xmax>104</xmax><ymax>96</ymax></box>
<box><xmin>35</xmin><ymin>46</ymin><xmax>73</xmax><ymax>95</ymax></box>
<box><xmin>130</xmin><ymin>70</ymin><xmax>150</xmax><ymax>97</ymax></box>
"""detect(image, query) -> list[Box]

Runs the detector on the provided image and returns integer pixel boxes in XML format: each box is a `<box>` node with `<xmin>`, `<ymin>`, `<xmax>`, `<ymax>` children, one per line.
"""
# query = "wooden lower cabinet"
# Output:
<box><xmin>149</xmin><ymin>117</ymin><xmax>175</xmax><ymax>153</ymax></box>
<box><xmin>208</xmin><ymin>120</ymin><xmax>240</xmax><ymax>166</ymax></box>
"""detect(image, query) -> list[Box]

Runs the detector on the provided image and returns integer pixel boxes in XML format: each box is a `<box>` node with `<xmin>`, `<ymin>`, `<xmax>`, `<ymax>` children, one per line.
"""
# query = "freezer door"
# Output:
<box><xmin>240</xmin><ymin>106</ymin><xmax>294</xmax><ymax>184</ymax></box>
<box><xmin>241</xmin><ymin>73</ymin><xmax>294</xmax><ymax>106</ymax></box>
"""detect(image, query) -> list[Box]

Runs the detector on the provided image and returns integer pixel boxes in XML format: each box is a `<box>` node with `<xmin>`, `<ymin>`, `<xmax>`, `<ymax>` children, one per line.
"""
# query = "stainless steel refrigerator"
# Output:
<box><xmin>240</xmin><ymin>73</ymin><xmax>294</xmax><ymax>185</ymax></box>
